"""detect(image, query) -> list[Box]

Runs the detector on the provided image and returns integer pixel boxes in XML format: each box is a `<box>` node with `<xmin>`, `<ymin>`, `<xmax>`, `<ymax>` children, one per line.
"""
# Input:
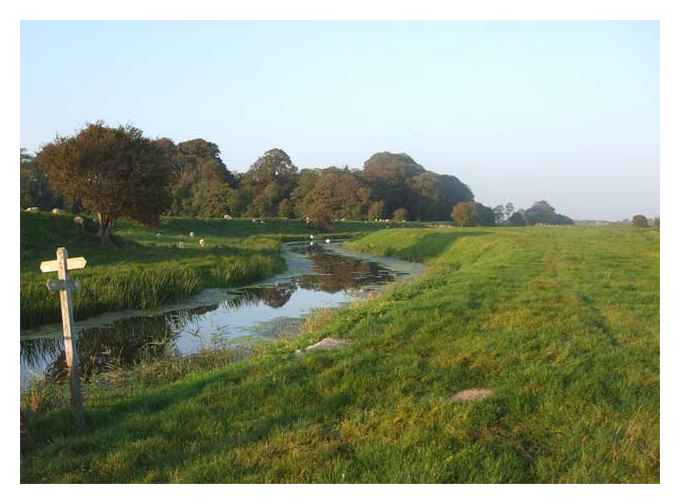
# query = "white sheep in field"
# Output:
<box><xmin>73</xmin><ymin>216</ymin><xmax>84</xmax><ymax>227</ymax></box>
<box><xmin>51</xmin><ymin>208</ymin><xmax>64</xmax><ymax>215</ymax></box>
<box><xmin>178</xmin><ymin>241</ymin><xmax>185</xmax><ymax>249</ymax></box>
<box><xmin>189</xmin><ymin>232</ymin><xmax>195</xmax><ymax>238</ymax></box>
<box><xmin>25</xmin><ymin>207</ymin><xmax>40</xmax><ymax>213</ymax></box>
<box><xmin>223</xmin><ymin>214</ymin><xmax>232</xmax><ymax>220</ymax></box>
<box><xmin>199</xmin><ymin>238</ymin><xmax>206</xmax><ymax>248</ymax></box>
<box><xmin>309</xmin><ymin>234</ymin><xmax>314</xmax><ymax>240</ymax></box>
<box><xmin>155</xmin><ymin>232</ymin><xmax>162</xmax><ymax>238</ymax></box>
<box><xmin>251</xmin><ymin>218</ymin><xmax>257</xmax><ymax>223</ymax></box>
<box><xmin>325</xmin><ymin>238</ymin><xmax>331</xmax><ymax>244</ymax></box>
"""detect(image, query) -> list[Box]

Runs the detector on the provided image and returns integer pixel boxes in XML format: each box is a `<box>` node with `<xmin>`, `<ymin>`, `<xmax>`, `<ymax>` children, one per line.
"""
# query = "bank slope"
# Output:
<box><xmin>21</xmin><ymin>225</ymin><xmax>659</xmax><ymax>483</ymax></box>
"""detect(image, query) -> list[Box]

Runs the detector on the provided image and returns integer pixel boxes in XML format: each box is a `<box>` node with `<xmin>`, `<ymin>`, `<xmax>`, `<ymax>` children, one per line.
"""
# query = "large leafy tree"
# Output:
<box><xmin>241</xmin><ymin>148</ymin><xmax>298</xmax><ymax>217</ymax></box>
<box><xmin>162</xmin><ymin>138</ymin><xmax>236</xmax><ymax>215</ymax></box>
<box><xmin>524</xmin><ymin>200</ymin><xmax>574</xmax><ymax>225</ymax></box>
<box><xmin>299</xmin><ymin>167</ymin><xmax>371</xmax><ymax>220</ymax></box>
<box><xmin>363</xmin><ymin>152</ymin><xmax>473</xmax><ymax>220</ymax></box>
<box><xmin>363</xmin><ymin>152</ymin><xmax>426</xmax><ymax>218</ymax></box>
<box><xmin>474</xmin><ymin>202</ymin><xmax>497</xmax><ymax>226</ymax></box>
<box><xmin>451</xmin><ymin>201</ymin><xmax>496</xmax><ymax>226</ymax></box>
<box><xmin>451</xmin><ymin>201</ymin><xmax>477</xmax><ymax>226</ymax></box>
<box><xmin>291</xmin><ymin>169</ymin><xmax>322</xmax><ymax>217</ymax></box>
<box><xmin>36</xmin><ymin>122</ymin><xmax>173</xmax><ymax>244</ymax></box>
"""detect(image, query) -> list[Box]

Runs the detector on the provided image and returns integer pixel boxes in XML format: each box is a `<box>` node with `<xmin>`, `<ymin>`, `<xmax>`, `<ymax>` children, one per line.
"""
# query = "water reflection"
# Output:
<box><xmin>20</xmin><ymin>244</ymin><xmax>406</xmax><ymax>388</ymax></box>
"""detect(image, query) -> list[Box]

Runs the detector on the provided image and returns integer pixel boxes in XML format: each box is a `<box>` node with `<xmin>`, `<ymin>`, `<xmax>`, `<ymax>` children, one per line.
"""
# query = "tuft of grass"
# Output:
<box><xmin>20</xmin><ymin>224</ymin><xmax>659</xmax><ymax>483</ymax></box>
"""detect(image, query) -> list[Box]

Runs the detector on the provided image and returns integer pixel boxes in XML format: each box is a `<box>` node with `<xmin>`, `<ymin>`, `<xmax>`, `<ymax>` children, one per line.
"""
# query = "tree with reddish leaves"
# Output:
<box><xmin>36</xmin><ymin>122</ymin><xmax>173</xmax><ymax>244</ymax></box>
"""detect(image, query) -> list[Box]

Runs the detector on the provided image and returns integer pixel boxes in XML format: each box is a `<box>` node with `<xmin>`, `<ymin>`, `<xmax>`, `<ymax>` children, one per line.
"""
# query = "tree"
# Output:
<box><xmin>632</xmin><ymin>215</ymin><xmax>649</xmax><ymax>228</ymax></box>
<box><xmin>474</xmin><ymin>202</ymin><xmax>496</xmax><ymax>226</ymax></box>
<box><xmin>507</xmin><ymin>211</ymin><xmax>527</xmax><ymax>226</ymax></box>
<box><xmin>392</xmin><ymin>208</ymin><xmax>409</xmax><ymax>222</ymax></box>
<box><xmin>164</xmin><ymin>138</ymin><xmax>236</xmax><ymax>216</ymax></box>
<box><xmin>363</xmin><ymin>152</ymin><xmax>426</xmax><ymax>219</ymax></box>
<box><xmin>493</xmin><ymin>205</ymin><xmax>506</xmax><ymax>224</ymax></box>
<box><xmin>305</xmin><ymin>198</ymin><xmax>335</xmax><ymax>232</ymax></box>
<box><xmin>241</xmin><ymin>148</ymin><xmax>298</xmax><ymax>217</ymax></box>
<box><xmin>452</xmin><ymin>201</ymin><xmax>477</xmax><ymax>226</ymax></box>
<box><xmin>190</xmin><ymin>182</ymin><xmax>238</xmax><ymax>218</ymax></box>
<box><xmin>524</xmin><ymin>200</ymin><xmax>573</xmax><ymax>225</ymax></box>
<box><xmin>451</xmin><ymin>201</ymin><xmax>495</xmax><ymax>226</ymax></box>
<box><xmin>278</xmin><ymin>198</ymin><xmax>293</xmax><ymax>218</ymax></box>
<box><xmin>299</xmin><ymin>167</ymin><xmax>371</xmax><ymax>221</ymax></box>
<box><xmin>504</xmin><ymin>202</ymin><xmax>514</xmax><ymax>221</ymax></box>
<box><xmin>20</xmin><ymin>149</ymin><xmax>62</xmax><ymax>210</ymax></box>
<box><xmin>362</xmin><ymin>152</ymin><xmax>473</xmax><ymax>220</ymax></box>
<box><xmin>36</xmin><ymin>122</ymin><xmax>173</xmax><ymax>244</ymax></box>
<box><xmin>368</xmin><ymin>200</ymin><xmax>385</xmax><ymax>221</ymax></box>
<box><xmin>653</xmin><ymin>216</ymin><xmax>660</xmax><ymax>227</ymax></box>
<box><xmin>291</xmin><ymin>169</ymin><xmax>321</xmax><ymax>217</ymax></box>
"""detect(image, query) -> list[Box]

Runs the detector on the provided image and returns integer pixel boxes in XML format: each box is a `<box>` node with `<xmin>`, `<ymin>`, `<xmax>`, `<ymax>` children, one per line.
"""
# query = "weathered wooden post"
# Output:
<box><xmin>40</xmin><ymin>247</ymin><xmax>87</xmax><ymax>431</ymax></box>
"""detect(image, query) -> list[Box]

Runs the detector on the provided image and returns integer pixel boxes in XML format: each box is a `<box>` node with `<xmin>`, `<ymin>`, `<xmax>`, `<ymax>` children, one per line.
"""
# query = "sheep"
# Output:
<box><xmin>309</xmin><ymin>234</ymin><xmax>314</xmax><ymax>240</ymax></box>
<box><xmin>24</xmin><ymin>207</ymin><xmax>39</xmax><ymax>213</ymax></box>
<box><xmin>189</xmin><ymin>232</ymin><xmax>195</xmax><ymax>238</ymax></box>
<box><xmin>51</xmin><ymin>208</ymin><xmax>63</xmax><ymax>215</ymax></box>
<box><xmin>178</xmin><ymin>241</ymin><xmax>185</xmax><ymax>249</ymax></box>
<box><xmin>155</xmin><ymin>232</ymin><xmax>162</xmax><ymax>238</ymax></box>
<box><xmin>251</xmin><ymin>218</ymin><xmax>257</xmax><ymax>223</ymax></box>
<box><xmin>259</xmin><ymin>219</ymin><xmax>265</xmax><ymax>224</ymax></box>
<box><xmin>199</xmin><ymin>238</ymin><xmax>206</xmax><ymax>248</ymax></box>
<box><xmin>73</xmin><ymin>216</ymin><xmax>84</xmax><ymax>227</ymax></box>
<box><xmin>223</xmin><ymin>214</ymin><xmax>232</xmax><ymax>220</ymax></box>
<box><xmin>325</xmin><ymin>238</ymin><xmax>331</xmax><ymax>244</ymax></box>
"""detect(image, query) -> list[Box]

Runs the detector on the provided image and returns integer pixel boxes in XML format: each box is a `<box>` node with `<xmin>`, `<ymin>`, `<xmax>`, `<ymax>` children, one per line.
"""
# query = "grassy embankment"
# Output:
<box><xmin>20</xmin><ymin>212</ymin><xmax>392</xmax><ymax>329</ymax></box>
<box><xmin>21</xmin><ymin>225</ymin><xmax>659</xmax><ymax>483</ymax></box>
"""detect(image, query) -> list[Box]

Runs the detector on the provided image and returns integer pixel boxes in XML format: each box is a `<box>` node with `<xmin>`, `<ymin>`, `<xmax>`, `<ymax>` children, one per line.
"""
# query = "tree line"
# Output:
<box><xmin>21</xmin><ymin>122</ymin><xmax>574</xmax><ymax>242</ymax></box>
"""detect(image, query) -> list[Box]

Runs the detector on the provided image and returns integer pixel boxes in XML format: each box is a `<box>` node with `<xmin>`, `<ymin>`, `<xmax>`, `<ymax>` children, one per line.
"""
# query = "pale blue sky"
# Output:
<box><xmin>21</xmin><ymin>21</ymin><xmax>659</xmax><ymax>220</ymax></box>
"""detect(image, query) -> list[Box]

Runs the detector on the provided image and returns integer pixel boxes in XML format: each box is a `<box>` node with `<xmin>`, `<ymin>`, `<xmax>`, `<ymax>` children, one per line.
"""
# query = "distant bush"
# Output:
<box><xmin>632</xmin><ymin>215</ymin><xmax>649</xmax><ymax>228</ymax></box>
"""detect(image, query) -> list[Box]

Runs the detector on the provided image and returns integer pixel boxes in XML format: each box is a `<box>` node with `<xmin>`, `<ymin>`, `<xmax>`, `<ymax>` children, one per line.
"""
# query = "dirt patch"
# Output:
<box><xmin>452</xmin><ymin>388</ymin><xmax>494</xmax><ymax>402</ymax></box>
<box><xmin>299</xmin><ymin>337</ymin><xmax>349</xmax><ymax>353</ymax></box>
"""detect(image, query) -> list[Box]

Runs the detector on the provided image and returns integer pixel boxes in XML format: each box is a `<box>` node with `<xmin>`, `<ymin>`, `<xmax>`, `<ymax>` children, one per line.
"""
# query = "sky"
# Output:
<box><xmin>20</xmin><ymin>21</ymin><xmax>659</xmax><ymax>220</ymax></box>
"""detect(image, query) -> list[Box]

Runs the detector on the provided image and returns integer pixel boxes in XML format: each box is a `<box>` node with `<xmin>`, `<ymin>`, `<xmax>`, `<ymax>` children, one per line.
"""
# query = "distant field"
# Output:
<box><xmin>21</xmin><ymin>224</ymin><xmax>659</xmax><ymax>483</ymax></box>
<box><xmin>20</xmin><ymin>212</ymin><xmax>401</xmax><ymax>329</ymax></box>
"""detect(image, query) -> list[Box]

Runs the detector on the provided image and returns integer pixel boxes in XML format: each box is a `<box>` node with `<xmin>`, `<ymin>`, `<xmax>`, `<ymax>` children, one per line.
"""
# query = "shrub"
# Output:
<box><xmin>632</xmin><ymin>215</ymin><xmax>649</xmax><ymax>228</ymax></box>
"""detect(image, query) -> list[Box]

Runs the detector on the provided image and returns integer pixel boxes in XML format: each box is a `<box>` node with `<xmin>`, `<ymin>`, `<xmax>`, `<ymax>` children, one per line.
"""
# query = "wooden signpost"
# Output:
<box><xmin>40</xmin><ymin>247</ymin><xmax>87</xmax><ymax>431</ymax></box>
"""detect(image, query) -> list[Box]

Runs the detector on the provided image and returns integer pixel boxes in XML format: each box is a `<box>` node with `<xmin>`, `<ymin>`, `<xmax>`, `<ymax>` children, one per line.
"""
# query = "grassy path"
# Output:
<box><xmin>21</xmin><ymin>225</ymin><xmax>659</xmax><ymax>482</ymax></box>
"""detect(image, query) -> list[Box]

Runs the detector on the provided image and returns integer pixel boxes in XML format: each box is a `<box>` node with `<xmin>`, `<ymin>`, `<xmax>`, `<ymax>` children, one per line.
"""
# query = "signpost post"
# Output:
<box><xmin>40</xmin><ymin>247</ymin><xmax>87</xmax><ymax>431</ymax></box>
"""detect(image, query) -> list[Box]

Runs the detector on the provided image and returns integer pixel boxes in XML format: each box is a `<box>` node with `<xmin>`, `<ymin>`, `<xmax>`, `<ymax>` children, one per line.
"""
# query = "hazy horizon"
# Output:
<box><xmin>21</xmin><ymin>21</ymin><xmax>659</xmax><ymax>220</ymax></box>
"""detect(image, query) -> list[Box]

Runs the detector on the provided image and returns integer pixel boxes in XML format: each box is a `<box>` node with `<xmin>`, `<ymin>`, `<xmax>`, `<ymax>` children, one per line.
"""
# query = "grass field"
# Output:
<box><xmin>20</xmin><ymin>212</ymin><xmax>395</xmax><ymax>329</ymax></box>
<box><xmin>20</xmin><ymin>224</ymin><xmax>659</xmax><ymax>483</ymax></box>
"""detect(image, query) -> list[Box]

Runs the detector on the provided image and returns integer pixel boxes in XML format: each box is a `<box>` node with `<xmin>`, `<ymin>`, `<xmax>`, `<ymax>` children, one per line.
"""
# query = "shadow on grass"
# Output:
<box><xmin>396</xmin><ymin>230</ymin><xmax>490</xmax><ymax>262</ymax></box>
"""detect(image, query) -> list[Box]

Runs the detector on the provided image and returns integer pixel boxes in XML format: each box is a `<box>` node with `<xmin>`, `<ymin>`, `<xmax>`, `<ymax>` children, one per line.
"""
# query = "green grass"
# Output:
<box><xmin>20</xmin><ymin>212</ymin><xmax>395</xmax><ymax>329</ymax></box>
<box><xmin>20</xmin><ymin>224</ymin><xmax>659</xmax><ymax>483</ymax></box>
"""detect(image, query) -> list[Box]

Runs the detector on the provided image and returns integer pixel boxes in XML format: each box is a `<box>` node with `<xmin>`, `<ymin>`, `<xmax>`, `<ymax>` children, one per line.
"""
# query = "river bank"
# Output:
<box><xmin>21</xmin><ymin>212</ymin><xmax>416</xmax><ymax>329</ymax></box>
<box><xmin>21</xmin><ymin>240</ymin><xmax>422</xmax><ymax>389</ymax></box>
<box><xmin>21</xmin><ymin>225</ymin><xmax>659</xmax><ymax>483</ymax></box>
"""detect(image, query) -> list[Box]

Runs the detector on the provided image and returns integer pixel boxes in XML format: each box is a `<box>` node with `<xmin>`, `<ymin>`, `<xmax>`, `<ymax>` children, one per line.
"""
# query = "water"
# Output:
<box><xmin>20</xmin><ymin>241</ymin><xmax>421</xmax><ymax>389</ymax></box>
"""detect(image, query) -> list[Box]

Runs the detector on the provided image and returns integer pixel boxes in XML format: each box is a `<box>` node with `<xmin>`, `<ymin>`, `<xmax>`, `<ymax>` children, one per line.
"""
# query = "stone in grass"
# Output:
<box><xmin>452</xmin><ymin>388</ymin><xmax>494</xmax><ymax>403</ymax></box>
<box><xmin>297</xmin><ymin>337</ymin><xmax>349</xmax><ymax>354</ymax></box>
